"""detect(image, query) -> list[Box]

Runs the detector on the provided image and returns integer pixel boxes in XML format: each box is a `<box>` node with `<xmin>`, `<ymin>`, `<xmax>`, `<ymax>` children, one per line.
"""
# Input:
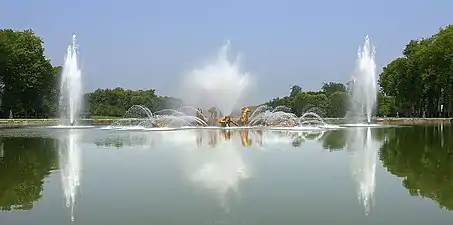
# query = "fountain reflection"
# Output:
<box><xmin>58</xmin><ymin>130</ymin><xmax>82</xmax><ymax>221</ymax></box>
<box><xmin>346</xmin><ymin>127</ymin><xmax>383</xmax><ymax>215</ymax></box>
<box><xmin>94</xmin><ymin>131</ymin><xmax>155</xmax><ymax>149</ymax></box>
<box><xmin>186</xmin><ymin>134</ymin><xmax>250</xmax><ymax>210</ymax></box>
<box><xmin>93</xmin><ymin>129</ymin><xmax>328</xmax><ymax>149</ymax></box>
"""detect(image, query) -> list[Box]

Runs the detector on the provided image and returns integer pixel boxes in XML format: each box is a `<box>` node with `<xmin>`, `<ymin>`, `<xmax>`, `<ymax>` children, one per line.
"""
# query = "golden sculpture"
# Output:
<box><xmin>238</xmin><ymin>106</ymin><xmax>252</xmax><ymax>126</ymax></box>
<box><xmin>217</xmin><ymin>106</ymin><xmax>252</xmax><ymax>127</ymax></box>
<box><xmin>218</xmin><ymin>115</ymin><xmax>239</xmax><ymax>127</ymax></box>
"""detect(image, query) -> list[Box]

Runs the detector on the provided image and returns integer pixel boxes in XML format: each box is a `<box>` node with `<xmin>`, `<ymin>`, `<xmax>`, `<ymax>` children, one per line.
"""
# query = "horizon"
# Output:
<box><xmin>1</xmin><ymin>0</ymin><xmax>451</xmax><ymax>105</ymax></box>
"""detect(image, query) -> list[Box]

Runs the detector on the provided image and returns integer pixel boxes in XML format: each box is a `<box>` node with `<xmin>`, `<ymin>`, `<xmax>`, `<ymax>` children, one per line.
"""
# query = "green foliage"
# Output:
<box><xmin>266</xmin><ymin>82</ymin><xmax>349</xmax><ymax>118</ymax></box>
<box><xmin>289</xmin><ymin>85</ymin><xmax>302</xmax><ymax>97</ymax></box>
<box><xmin>322</xmin><ymin>82</ymin><xmax>346</xmax><ymax>97</ymax></box>
<box><xmin>0</xmin><ymin>30</ymin><xmax>57</xmax><ymax>118</ymax></box>
<box><xmin>328</xmin><ymin>91</ymin><xmax>349</xmax><ymax>117</ymax></box>
<box><xmin>321</xmin><ymin>130</ymin><xmax>346</xmax><ymax>151</ymax></box>
<box><xmin>376</xmin><ymin>92</ymin><xmax>396</xmax><ymax>117</ymax></box>
<box><xmin>379</xmin><ymin>25</ymin><xmax>453</xmax><ymax>117</ymax></box>
<box><xmin>0</xmin><ymin>137</ymin><xmax>58</xmax><ymax>211</ymax></box>
<box><xmin>0</xmin><ymin>29</ymin><xmax>58</xmax><ymax>117</ymax></box>
<box><xmin>86</xmin><ymin>87</ymin><xmax>184</xmax><ymax>117</ymax></box>
<box><xmin>0</xmin><ymin>29</ymin><xmax>183</xmax><ymax>118</ymax></box>
<box><xmin>380</xmin><ymin>125</ymin><xmax>453</xmax><ymax>210</ymax></box>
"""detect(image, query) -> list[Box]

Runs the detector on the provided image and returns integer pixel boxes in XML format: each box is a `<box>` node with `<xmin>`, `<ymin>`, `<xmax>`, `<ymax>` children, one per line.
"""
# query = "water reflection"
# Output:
<box><xmin>0</xmin><ymin>137</ymin><xmax>58</xmax><ymax>211</ymax></box>
<box><xmin>321</xmin><ymin>129</ymin><xmax>347</xmax><ymax>151</ymax></box>
<box><xmin>2</xmin><ymin>125</ymin><xmax>453</xmax><ymax>224</ymax></box>
<box><xmin>94</xmin><ymin>129</ymin><xmax>328</xmax><ymax>149</ymax></box>
<box><xmin>58</xmin><ymin>130</ymin><xmax>82</xmax><ymax>221</ymax></box>
<box><xmin>90</xmin><ymin>129</ymin><xmax>328</xmax><ymax>210</ymax></box>
<box><xmin>186</xmin><ymin>134</ymin><xmax>250</xmax><ymax>210</ymax></box>
<box><xmin>94</xmin><ymin>131</ymin><xmax>154</xmax><ymax>148</ymax></box>
<box><xmin>347</xmin><ymin>127</ymin><xmax>383</xmax><ymax>215</ymax></box>
<box><xmin>380</xmin><ymin>125</ymin><xmax>453</xmax><ymax>210</ymax></box>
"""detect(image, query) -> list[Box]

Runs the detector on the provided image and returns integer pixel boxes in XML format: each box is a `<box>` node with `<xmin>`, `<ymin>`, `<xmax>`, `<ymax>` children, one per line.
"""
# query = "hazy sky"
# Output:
<box><xmin>1</xmin><ymin>0</ymin><xmax>451</xmax><ymax>104</ymax></box>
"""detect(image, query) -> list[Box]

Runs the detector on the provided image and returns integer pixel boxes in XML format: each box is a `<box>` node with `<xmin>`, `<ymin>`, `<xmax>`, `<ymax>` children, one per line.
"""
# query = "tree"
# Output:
<box><xmin>86</xmin><ymin>87</ymin><xmax>184</xmax><ymax>117</ymax></box>
<box><xmin>321</xmin><ymin>82</ymin><xmax>346</xmax><ymax>97</ymax></box>
<box><xmin>293</xmin><ymin>92</ymin><xmax>328</xmax><ymax>116</ymax></box>
<box><xmin>379</xmin><ymin>25</ymin><xmax>453</xmax><ymax>117</ymax></box>
<box><xmin>328</xmin><ymin>91</ymin><xmax>349</xmax><ymax>118</ymax></box>
<box><xmin>0</xmin><ymin>29</ymin><xmax>57</xmax><ymax>117</ymax></box>
<box><xmin>289</xmin><ymin>85</ymin><xmax>302</xmax><ymax>98</ymax></box>
<box><xmin>376</xmin><ymin>92</ymin><xmax>396</xmax><ymax>117</ymax></box>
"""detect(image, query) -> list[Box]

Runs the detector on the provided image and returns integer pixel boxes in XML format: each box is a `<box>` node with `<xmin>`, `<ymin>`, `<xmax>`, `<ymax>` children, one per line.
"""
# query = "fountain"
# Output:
<box><xmin>58</xmin><ymin>130</ymin><xmax>82</xmax><ymax>221</ymax></box>
<box><xmin>181</xmin><ymin>40</ymin><xmax>251</xmax><ymax>117</ymax></box>
<box><xmin>109</xmin><ymin>105</ymin><xmax>154</xmax><ymax>128</ymax></box>
<box><xmin>107</xmin><ymin>105</ymin><xmax>208</xmax><ymax>130</ymax></box>
<box><xmin>347</xmin><ymin>35</ymin><xmax>378</xmax><ymax>125</ymax></box>
<box><xmin>59</xmin><ymin>35</ymin><xmax>83</xmax><ymax>126</ymax></box>
<box><xmin>248</xmin><ymin>105</ymin><xmax>297</xmax><ymax>127</ymax></box>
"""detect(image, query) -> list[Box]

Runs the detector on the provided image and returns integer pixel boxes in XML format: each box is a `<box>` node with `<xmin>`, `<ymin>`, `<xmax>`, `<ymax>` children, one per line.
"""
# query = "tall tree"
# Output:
<box><xmin>379</xmin><ymin>25</ymin><xmax>453</xmax><ymax>117</ymax></box>
<box><xmin>0</xmin><ymin>29</ymin><xmax>57</xmax><ymax>117</ymax></box>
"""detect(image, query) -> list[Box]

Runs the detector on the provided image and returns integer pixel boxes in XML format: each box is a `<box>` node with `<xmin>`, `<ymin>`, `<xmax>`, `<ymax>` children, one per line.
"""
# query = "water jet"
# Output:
<box><xmin>59</xmin><ymin>35</ymin><xmax>83</xmax><ymax>126</ymax></box>
<box><xmin>347</xmin><ymin>35</ymin><xmax>378</xmax><ymax>125</ymax></box>
<box><xmin>181</xmin><ymin>40</ymin><xmax>251</xmax><ymax>117</ymax></box>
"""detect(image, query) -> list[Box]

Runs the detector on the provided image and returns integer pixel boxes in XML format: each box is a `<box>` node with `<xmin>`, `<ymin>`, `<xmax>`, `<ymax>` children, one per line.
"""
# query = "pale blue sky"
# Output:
<box><xmin>1</xmin><ymin>0</ymin><xmax>451</xmax><ymax>103</ymax></box>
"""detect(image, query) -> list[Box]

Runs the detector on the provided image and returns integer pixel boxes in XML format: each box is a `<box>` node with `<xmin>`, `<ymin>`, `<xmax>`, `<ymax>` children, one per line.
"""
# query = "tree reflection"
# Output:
<box><xmin>380</xmin><ymin>125</ymin><xmax>453</xmax><ymax>210</ymax></box>
<box><xmin>0</xmin><ymin>137</ymin><xmax>58</xmax><ymax>211</ymax></box>
<box><xmin>321</xmin><ymin>130</ymin><xmax>347</xmax><ymax>150</ymax></box>
<box><xmin>321</xmin><ymin>128</ymin><xmax>390</xmax><ymax>151</ymax></box>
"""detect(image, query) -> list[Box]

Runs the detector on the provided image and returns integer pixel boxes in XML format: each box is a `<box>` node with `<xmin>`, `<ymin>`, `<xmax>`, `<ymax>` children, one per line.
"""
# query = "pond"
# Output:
<box><xmin>0</xmin><ymin>125</ymin><xmax>452</xmax><ymax>225</ymax></box>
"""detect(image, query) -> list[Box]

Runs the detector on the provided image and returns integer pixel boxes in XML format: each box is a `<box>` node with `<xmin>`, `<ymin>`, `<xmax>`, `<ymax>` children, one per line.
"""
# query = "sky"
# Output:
<box><xmin>0</xmin><ymin>0</ymin><xmax>452</xmax><ymax>104</ymax></box>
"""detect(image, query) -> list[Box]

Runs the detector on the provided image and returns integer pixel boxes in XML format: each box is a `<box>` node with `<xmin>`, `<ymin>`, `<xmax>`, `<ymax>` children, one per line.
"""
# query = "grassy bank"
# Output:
<box><xmin>0</xmin><ymin>117</ymin><xmax>451</xmax><ymax>129</ymax></box>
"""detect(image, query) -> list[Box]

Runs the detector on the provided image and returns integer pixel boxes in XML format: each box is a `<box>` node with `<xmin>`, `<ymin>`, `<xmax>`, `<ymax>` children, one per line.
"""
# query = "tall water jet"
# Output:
<box><xmin>58</xmin><ymin>130</ymin><xmax>81</xmax><ymax>221</ymax></box>
<box><xmin>182</xmin><ymin>40</ymin><xmax>251</xmax><ymax>116</ymax></box>
<box><xmin>59</xmin><ymin>35</ymin><xmax>83</xmax><ymax>126</ymax></box>
<box><xmin>349</xmin><ymin>35</ymin><xmax>377</xmax><ymax>124</ymax></box>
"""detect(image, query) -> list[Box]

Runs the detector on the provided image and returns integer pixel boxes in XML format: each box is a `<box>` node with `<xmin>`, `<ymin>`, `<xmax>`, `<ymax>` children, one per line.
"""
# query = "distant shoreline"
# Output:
<box><xmin>0</xmin><ymin>117</ymin><xmax>452</xmax><ymax>129</ymax></box>
<box><xmin>324</xmin><ymin>117</ymin><xmax>453</xmax><ymax>125</ymax></box>
<box><xmin>0</xmin><ymin>118</ymin><xmax>115</xmax><ymax>129</ymax></box>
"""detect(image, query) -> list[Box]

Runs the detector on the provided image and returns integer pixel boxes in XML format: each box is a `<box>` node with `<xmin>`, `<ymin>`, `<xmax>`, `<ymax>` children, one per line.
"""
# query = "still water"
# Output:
<box><xmin>0</xmin><ymin>125</ymin><xmax>452</xmax><ymax>225</ymax></box>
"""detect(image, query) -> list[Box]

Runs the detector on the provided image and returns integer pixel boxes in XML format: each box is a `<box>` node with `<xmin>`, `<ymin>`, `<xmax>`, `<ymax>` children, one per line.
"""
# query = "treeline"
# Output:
<box><xmin>86</xmin><ymin>88</ymin><xmax>183</xmax><ymax>117</ymax></box>
<box><xmin>265</xmin><ymin>83</ymin><xmax>349</xmax><ymax>117</ymax></box>
<box><xmin>264</xmin><ymin>82</ymin><xmax>393</xmax><ymax>118</ymax></box>
<box><xmin>0</xmin><ymin>29</ymin><xmax>182</xmax><ymax>118</ymax></box>
<box><xmin>379</xmin><ymin>25</ymin><xmax>453</xmax><ymax>117</ymax></box>
<box><xmin>266</xmin><ymin>25</ymin><xmax>453</xmax><ymax>118</ymax></box>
